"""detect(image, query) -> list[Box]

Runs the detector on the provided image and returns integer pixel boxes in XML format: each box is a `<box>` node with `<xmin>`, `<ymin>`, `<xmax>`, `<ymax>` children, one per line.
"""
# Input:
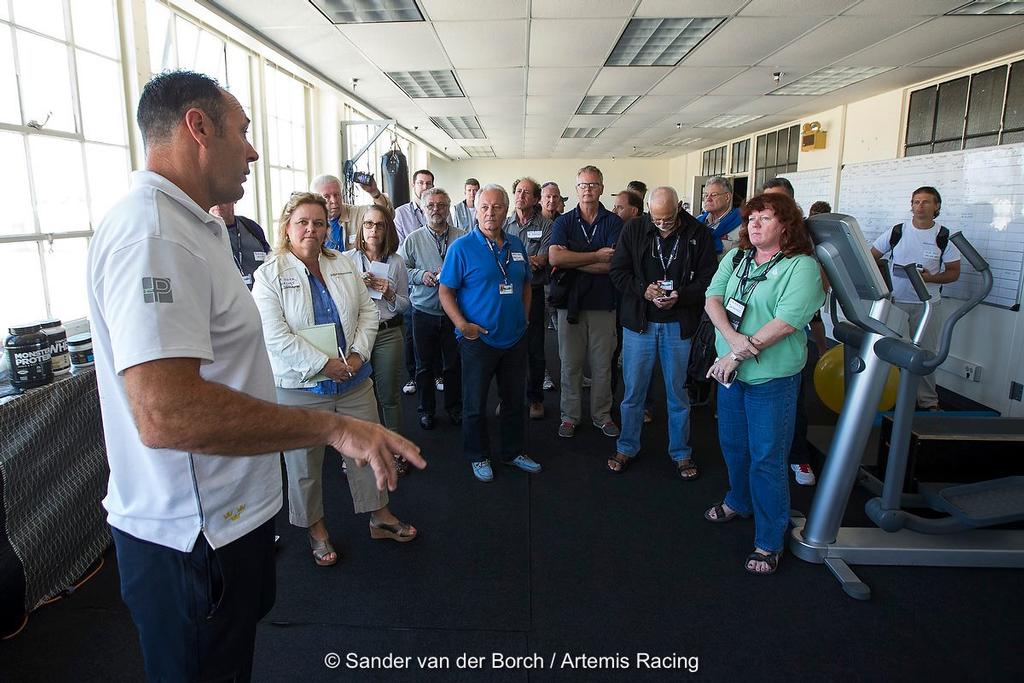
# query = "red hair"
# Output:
<box><xmin>738</xmin><ymin>193</ymin><xmax>813</xmax><ymax>257</ymax></box>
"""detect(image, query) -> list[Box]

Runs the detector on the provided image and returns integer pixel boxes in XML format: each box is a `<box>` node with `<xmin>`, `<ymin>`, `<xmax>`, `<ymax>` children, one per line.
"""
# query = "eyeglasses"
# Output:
<box><xmin>424</xmin><ymin>202</ymin><xmax>450</xmax><ymax>210</ymax></box>
<box><xmin>653</xmin><ymin>217</ymin><xmax>676</xmax><ymax>228</ymax></box>
<box><xmin>362</xmin><ymin>220</ymin><xmax>387</xmax><ymax>230</ymax></box>
<box><xmin>577</xmin><ymin>182</ymin><xmax>602</xmax><ymax>190</ymax></box>
<box><xmin>702</xmin><ymin>191</ymin><xmax>727</xmax><ymax>200</ymax></box>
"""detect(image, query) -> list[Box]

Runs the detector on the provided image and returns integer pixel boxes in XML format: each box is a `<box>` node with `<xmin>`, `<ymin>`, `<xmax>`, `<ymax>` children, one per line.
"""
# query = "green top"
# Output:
<box><xmin>707</xmin><ymin>248</ymin><xmax>825</xmax><ymax>384</ymax></box>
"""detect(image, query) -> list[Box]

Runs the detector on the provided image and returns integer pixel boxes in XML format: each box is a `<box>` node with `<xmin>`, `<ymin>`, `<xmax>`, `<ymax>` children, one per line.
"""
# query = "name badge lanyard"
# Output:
<box><xmin>227</xmin><ymin>224</ymin><xmax>247</xmax><ymax>279</ymax></box>
<box><xmin>577</xmin><ymin>213</ymin><xmax>598</xmax><ymax>246</ymax></box>
<box><xmin>653</xmin><ymin>233</ymin><xmax>681</xmax><ymax>281</ymax></box>
<box><xmin>431</xmin><ymin>228</ymin><xmax>450</xmax><ymax>261</ymax></box>
<box><xmin>484</xmin><ymin>232</ymin><xmax>514</xmax><ymax>292</ymax></box>
<box><xmin>734</xmin><ymin>251</ymin><xmax>784</xmax><ymax>303</ymax></box>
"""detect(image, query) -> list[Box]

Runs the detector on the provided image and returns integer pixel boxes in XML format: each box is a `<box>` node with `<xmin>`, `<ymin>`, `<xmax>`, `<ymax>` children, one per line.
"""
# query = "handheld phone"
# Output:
<box><xmin>352</xmin><ymin>171</ymin><xmax>373</xmax><ymax>185</ymax></box>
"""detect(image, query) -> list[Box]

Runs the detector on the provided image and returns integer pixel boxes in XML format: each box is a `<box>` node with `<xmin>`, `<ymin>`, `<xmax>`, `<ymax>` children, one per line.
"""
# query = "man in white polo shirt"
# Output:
<box><xmin>87</xmin><ymin>70</ymin><xmax>423</xmax><ymax>682</ymax></box>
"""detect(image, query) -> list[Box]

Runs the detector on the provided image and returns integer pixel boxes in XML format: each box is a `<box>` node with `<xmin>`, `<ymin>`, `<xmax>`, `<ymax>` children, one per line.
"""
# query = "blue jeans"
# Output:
<box><xmin>460</xmin><ymin>335</ymin><xmax>528</xmax><ymax>462</ymax></box>
<box><xmin>717</xmin><ymin>373</ymin><xmax>800</xmax><ymax>553</ymax></box>
<box><xmin>616</xmin><ymin>324</ymin><xmax>692</xmax><ymax>462</ymax></box>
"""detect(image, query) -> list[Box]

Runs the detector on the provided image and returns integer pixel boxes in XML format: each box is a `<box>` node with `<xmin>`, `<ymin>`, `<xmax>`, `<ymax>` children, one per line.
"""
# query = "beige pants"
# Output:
<box><xmin>275</xmin><ymin>379</ymin><xmax>388</xmax><ymax>527</ymax></box>
<box><xmin>894</xmin><ymin>300</ymin><xmax>942</xmax><ymax>409</ymax></box>
<box><xmin>557</xmin><ymin>308</ymin><xmax>616</xmax><ymax>425</ymax></box>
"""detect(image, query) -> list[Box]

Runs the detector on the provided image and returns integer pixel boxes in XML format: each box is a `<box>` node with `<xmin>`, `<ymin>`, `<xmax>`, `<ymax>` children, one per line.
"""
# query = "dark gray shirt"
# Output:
<box><xmin>503</xmin><ymin>211</ymin><xmax>553</xmax><ymax>286</ymax></box>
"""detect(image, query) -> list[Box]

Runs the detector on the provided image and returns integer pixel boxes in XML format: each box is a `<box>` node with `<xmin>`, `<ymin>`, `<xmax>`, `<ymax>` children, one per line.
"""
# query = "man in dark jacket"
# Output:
<box><xmin>607</xmin><ymin>186</ymin><xmax>717</xmax><ymax>480</ymax></box>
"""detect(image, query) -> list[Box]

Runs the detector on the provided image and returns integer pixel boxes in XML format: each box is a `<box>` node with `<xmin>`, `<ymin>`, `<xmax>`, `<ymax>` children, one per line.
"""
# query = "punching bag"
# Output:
<box><xmin>380</xmin><ymin>149</ymin><xmax>409</xmax><ymax>208</ymax></box>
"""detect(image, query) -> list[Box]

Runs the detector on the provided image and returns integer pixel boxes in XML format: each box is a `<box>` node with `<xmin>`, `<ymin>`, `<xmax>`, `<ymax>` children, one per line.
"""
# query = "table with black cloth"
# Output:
<box><xmin>0</xmin><ymin>369</ymin><xmax>110</xmax><ymax>636</ymax></box>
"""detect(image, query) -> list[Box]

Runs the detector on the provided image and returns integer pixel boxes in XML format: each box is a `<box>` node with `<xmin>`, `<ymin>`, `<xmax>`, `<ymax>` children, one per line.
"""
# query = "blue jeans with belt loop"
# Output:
<box><xmin>616</xmin><ymin>323</ymin><xmax>692</xmax><ymax>462</ymax></box>
<box><xmin>717</xmin><ymin>373</ymin><xmax>801</xmax><ymax>553</ymax></box>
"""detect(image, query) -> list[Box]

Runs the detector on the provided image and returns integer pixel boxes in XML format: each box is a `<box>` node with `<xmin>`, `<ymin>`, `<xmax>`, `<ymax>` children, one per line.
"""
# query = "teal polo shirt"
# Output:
<box><xmin>440</xmin><ymin>228</ymin><xmax>531</xmax><ymax>349</ymax></box>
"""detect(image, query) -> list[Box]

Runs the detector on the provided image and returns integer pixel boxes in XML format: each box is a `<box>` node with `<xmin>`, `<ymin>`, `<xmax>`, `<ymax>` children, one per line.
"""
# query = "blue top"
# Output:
<box><xmin>697</xmin><ymin>206</ymin><xmax>742</xmax><ymax>254</ymax></box>
<box><xmin>305</xmin><ymin>272</ymin><xmax>372</xmax><ymax>395</ymax></box>
<box><xmin>325</xmin><ymin>216</ymin><xmax>345</xmax><ymax>252</ymax></box>
<box><xmin>440</xmin><ymin>228</ymin><xmax>531</xmax><ymax>349</ymax></box>
<box><xmin>548</xmin><ymin>203</ymin><xmax>623</xmax><ymax>310</ymax></box>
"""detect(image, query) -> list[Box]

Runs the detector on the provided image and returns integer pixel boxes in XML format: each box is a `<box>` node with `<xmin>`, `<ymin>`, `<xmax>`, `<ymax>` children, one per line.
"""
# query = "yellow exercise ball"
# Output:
<box><xmin>813</xmin><ymin>344</ymin><xmax>899</xmax><ymax>414</ymax></box>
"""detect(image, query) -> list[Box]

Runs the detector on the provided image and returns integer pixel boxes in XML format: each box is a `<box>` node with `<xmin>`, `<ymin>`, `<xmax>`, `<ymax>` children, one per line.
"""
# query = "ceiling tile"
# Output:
<box><xmin>762</xmin><ymin>16</ymin><xmax>926</xmax><ymax>67</ymax></box>
<box><xmin>836</xmin><ymin>16</ymin><xmax>1024</xmax><ymax>67</ymax></box>
<box><xmin>532</xmin><ymin>0</ymin><xmax>636</xmax><ymax>19</ymax></box>
<box><xmin>609</xmin><ymin>112</ymin><xmax>673</xmax><ymax>127</ymax></box>
<box><xmin>649</xmin><ymin>66</ymin><xmax>747</xmax><ymax>96</ymax></box>
<box><xmin>678</xmin><ymin>95</ymin><xmax>750</xmax><ymax>115</ymax></box>
<box><xmin>707</xmin><ymin>67</ymin><xmax>813</xmax><ymax>96</ymax></box>
<box><xmin>415</xmin><ymin>98</ymin><xmax>477</xmax><ymax>116</ymax></box>
<box><xmin>725</xmin><ymin>95</ymin><xmax>820</xmax><ymax>115</ymax></box>
<box><xmin>635</xmin><ymin>0</ymin><xmax>745</xmax><ymax>16</ymax></box>
<box><xmin>568</xmin><ymin>114</ymin><xmax>620</xmax><ymax>127</ymax></box>
<box><xmin>841</xmin><ymin>0</ymin><xmax>965</xmax><ymax>16</ymax></box>
<box><xmin>213</xmin><ymin>0</ymin><xmax>330</xmax><ymax>28</ymax></box>
<box><xmin>456</xmin><ymin>68</ymin><xmax>525</xmax><ymax>97</ymax></box>
<box><xmin>472</xmin><ymin>96</ymin><xmax>527</xmax><ymax>115</ymax></box>
<box><xmin>526</xmin><ymin>95</ymin><xmax>581</xmax><ymax>116</ymax></box>
<box><xmin>529</xmin><ymin>19</ymin><xmax>624</xmax><ymax>67</ymax></box>
<box><xmin>588</xmin><ymin>66</ymin><xmax>673</xmax><ymax>95</ymax></box>
<box><xmin>912</xmin><ymin>24</ymin><xmax>1024</xmax><ymax>68</ymax></box>
<box><xmin>626</xmin><ymin>95</ymin><xmax>695</xmax><ymax>114</ymax></box>
<box><xmin>435</xmin><ymin>20</ymin><xmax>527</xmax><ymax>69</ymax></box>
<box><xmin>528</xmin><ymin>67</ymin><xmax>600</xmax><ymax>96</ymax></box>
<box><xmin>420</xmin><ymin>0</ymin><xmax>527</xmax><ymax>20</ymax></box>
<box><xmin>338</xmin><ymin>23</ymin><xmax>451</xmax><ymax>71</ymax></box>
<box><xmin>476</xmin><ymin>115</ymin><xmax>525</xmax><ymax>129</ymax></box>
<box><xmin>739</xmin><ymin>0</ymin><xmax>854</xmax><ymax>16</ymax></box>
<box><xmin>681</xmin><ymin>17</ymin><xmax>825</xmax><ymax>67</ymax></box>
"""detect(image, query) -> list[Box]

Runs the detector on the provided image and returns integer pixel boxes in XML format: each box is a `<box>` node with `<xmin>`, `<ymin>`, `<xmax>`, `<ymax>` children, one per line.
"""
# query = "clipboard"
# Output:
<box><xmin>298</xmin><ymin>323</ymin><xmax>338</xmax><ymax>382</ymax></box>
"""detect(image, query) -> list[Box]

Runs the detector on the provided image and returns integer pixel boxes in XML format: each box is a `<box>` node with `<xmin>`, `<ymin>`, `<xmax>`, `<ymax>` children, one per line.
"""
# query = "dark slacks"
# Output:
<box><xmin>412</xmin><ymin>308</ymin><xmax>462</xmax><ymax>416</ymax></box>
<box><xmin>403</xmin><ymin>308</ymin><xmax>416</xmax><ymax>381</ymax></box>
<box><xmin>112</xmin><ymin>517</ymin><xmax>276</xmax><ymax>682</ymax></box>
<box><xmin>460</xmin><ymin>335</ymin><xmax>528</xmax><ymax>462</ymax></box>
<box><xmin>526</xmin><ymin>285</ymin><xmax>547</xmax><ymax>404</ymax></box>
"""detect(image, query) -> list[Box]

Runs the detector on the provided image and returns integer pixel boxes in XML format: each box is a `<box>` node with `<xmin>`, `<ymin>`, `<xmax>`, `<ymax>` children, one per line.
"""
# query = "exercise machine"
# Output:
<box><xmin>790</xmin><ymin>213</ymin><xmax>1024</xmax><ymax>600</ymax></box>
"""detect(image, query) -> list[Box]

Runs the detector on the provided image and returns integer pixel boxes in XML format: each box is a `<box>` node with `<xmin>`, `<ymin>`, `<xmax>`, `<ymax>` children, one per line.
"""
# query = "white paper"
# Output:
<box><xmin>365</xmin><ymin>261</ymin><xmax>390</xmax><ymax>300</ymax></box>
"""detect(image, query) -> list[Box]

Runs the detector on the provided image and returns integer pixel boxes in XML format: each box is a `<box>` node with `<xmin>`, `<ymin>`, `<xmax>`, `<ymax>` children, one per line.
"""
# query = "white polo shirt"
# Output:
<box><xmin>87</xmin><ymin>171</ymin><xmax>282</xmax><ymax>552</ymax></box>
<box><xmin>871</xmin><ymin>223</ymin><xmax>961</xmax><ymax>304</ymax></box>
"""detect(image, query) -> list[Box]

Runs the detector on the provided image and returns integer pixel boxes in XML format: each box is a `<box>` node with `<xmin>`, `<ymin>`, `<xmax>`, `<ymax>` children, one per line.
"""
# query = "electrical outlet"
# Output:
<box><xmin>1012</xmin><ymin>381</ymin><xmax>1023</xmax><ymax>402</ymax></box>
<box><xmin>964</xmin><ymin>363</ymin><xmax>982</xmax><ymax>382</ymax></box>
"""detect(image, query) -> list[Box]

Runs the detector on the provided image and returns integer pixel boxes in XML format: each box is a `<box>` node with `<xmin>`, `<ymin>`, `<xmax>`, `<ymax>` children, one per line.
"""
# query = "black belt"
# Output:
<box><xmin>379</xmin><ymin>316</ymin><xmax>404</xmax><ymax>330</ymax></box>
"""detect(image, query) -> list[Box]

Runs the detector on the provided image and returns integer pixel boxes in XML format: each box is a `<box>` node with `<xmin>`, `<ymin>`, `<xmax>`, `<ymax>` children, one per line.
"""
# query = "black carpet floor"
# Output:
<box><xmin>3</xmin><ymin>330</ymin><xmax>1023</xmax><ymax>681</ymax></box>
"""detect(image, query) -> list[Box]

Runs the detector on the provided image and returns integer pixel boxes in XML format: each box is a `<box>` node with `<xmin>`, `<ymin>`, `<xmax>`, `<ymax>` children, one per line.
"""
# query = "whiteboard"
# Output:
<box><xmin>837</xmin><ymin>144</ymin><xmax>1024</xmax><ymax>310</ymax></box>
<box><xmin>778</xmin><ymin>167</ymin><xmax>836</xmax><ymax>216</ymax></box>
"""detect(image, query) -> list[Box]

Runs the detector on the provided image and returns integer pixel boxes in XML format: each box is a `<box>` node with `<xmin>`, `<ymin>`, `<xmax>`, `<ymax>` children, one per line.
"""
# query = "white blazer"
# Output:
<box><xmin>252</xmin><ymin>248</ymin><xmax>379</xmax><ymax>389</ymax></box>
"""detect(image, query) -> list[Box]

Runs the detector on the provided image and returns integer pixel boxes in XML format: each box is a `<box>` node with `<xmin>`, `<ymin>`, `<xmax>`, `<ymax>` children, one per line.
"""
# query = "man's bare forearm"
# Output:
<box><xmin>549</xmin><ymin>247</ymin><xmax>599</xmax><ymax>269</ymax></box>
<box><xmin>578</xmin><ymin>263</ymin><xmax>610</xmax><ymax>274</ymax></box>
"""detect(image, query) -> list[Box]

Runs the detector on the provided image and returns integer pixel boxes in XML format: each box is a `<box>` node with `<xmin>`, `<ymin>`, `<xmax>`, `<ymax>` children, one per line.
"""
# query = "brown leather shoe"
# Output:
<box><xmin>529</xmin><ymin>402</ymin><xmax>544</xmax><ymax>420</ymax></box>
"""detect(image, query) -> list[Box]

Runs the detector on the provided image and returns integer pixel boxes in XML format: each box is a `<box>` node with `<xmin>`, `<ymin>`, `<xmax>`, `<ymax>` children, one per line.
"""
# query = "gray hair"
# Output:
<box><xmin>706</xmin><ymin>176</ymin><xmax>733</xmax><ymax>195</ymax></box>
<box><xmin>420</xmin><ymin>187</ymin><xmax>451</xmax><ymax>205</ymax></box>
<box><xmin>310</xmin><ymin>174</ymin><xmax>342</xmax><ymax>192</ymax></box>
<box><xmin>478</xmin><ymin>183</ymin><xmax>509</xmax><ymax>207</ymax></box>
<box><xmin>650</xmin><ymin>186</ymin><xmax>679</xmax><ymax>206</ymax></box>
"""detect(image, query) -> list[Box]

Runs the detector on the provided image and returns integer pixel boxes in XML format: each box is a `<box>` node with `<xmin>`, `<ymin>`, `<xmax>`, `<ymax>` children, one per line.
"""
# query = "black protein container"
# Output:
<box><xmin>5</xmin><ymin>323</ymin><xmax>54</xmax><ymax>391</ymax></box>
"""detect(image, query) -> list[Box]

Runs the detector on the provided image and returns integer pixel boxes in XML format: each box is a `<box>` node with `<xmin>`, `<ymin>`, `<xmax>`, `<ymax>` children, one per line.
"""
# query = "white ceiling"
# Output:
<box><xmin>208</xmin><ymin>0</ymin><xmax>1024</xmax><ymax>160</ymax></box>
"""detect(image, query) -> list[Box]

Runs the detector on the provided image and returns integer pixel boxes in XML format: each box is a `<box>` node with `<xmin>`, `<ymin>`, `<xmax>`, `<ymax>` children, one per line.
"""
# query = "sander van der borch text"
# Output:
<box><xmin>335</xmin><ymin>651</ymin><xmax>701</xmax><ymax>672</ymax></box>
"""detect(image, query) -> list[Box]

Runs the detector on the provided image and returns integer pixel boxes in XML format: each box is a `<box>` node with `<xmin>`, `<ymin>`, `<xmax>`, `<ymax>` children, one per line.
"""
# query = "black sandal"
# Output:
<box><xmin>607</xmin><ymin>452</ymin><xmax>631</xmax><ymax>473</ymax></box>
<box><xmin>676</xmin><ymin>458</ymin><xmax>699</xmax><ymax>480</ymax></box>
<box><xmin>745</xmin><ymin>550</ymin><xmax>781</xmax><ymax>575</ymax></box>
<box><xmin>703</xmin><ymin>501</ymin><xmax>747</xmax><ymax>523</ymax></box>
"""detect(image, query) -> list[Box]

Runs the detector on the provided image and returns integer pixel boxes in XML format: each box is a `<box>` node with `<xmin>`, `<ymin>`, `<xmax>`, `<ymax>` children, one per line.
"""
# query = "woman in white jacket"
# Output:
<box><xmin>252</xmin><ymin>192</ymin><xmax>417</xmax><ymax>567</ymax></box>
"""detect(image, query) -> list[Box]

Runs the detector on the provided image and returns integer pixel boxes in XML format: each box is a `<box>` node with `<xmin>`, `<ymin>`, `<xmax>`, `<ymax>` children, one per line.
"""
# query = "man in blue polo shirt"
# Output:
<box><xmin>696</xmin><ymin>176</ymin><xmax>741</xmax><ymax>257</ymax></box>
<box><xmin>439</xmin><ymin>184</ymin><xmax>542</xmax><ymax>482</ymax></box>
<box><xmin>548</xmin><ymin>165</ymin><xmax>624</xmax><ymax>439</ymax></box>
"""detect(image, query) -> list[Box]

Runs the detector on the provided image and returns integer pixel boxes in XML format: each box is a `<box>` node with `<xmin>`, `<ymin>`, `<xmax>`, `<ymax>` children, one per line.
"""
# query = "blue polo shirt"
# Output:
<box><xmin>440</xmin><ymin>228</ymin><xmax>531</xmax><ymax>349</ymax></box>
<box><xmin>549</xmin><ymin>203</ymin><xmax>623</xmax><ymax>310</ymax></box>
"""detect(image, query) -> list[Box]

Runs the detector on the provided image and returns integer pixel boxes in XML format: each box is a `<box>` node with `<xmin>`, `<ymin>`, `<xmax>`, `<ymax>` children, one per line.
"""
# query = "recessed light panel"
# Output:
<box><xmin>561</xmin><ymin>127</ymin><xmax>606</xmax><ymax>139</ymax></box>
<box><xmin>607</xmin><ymin>18</ymin><xmax>724</xmax><ymax>67</ymax></box>
<box><xmin>630</xmin><ymin>150</ymin><xmax>666</xmax><ymax>157</ymax></box>
<box><xmin>770</xmin><ymin>66</ymin><xmax>893</xmax><ymax>96</ymax></box>
<box><xmin>309</xmin><ymin>0</ymin><xmax>424</xmax><ymax>23</ymax></box>
<box><xmin>656</xmin><ymin>134</ymin><xmax>703</xmax><ymax>146</ymax></box>
<box><xmin>696</xmin><ymin>114</ymin><xmax>764</xmax><ymax>128</ymax></box>
<box><xmin>387</xmin><ymin>71</ymin><xmax>464</xmax><ymax>98</ymax></box>
<box><xmin>947</xmin><ymin>1</ymin><xmax>1024</xmax><ymax>15</ymax></box>
<box><xmin>430</xmin><ymin>116</ymin><xmax>486</xmax><ymax>139</ymax></box>
<box><xmin>461</xmin><ymin>146</ymin><xmax>496</xmax><ymax>157</ymax></box>
<box><xmin>576</xmin><ymin>95</ymin><xmax>640</xmax><ymax>115</ymax></box>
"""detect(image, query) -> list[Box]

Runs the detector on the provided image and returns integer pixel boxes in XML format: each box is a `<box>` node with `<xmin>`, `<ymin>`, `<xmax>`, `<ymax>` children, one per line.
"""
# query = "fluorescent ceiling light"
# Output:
<box><xmin>771</xmin><ymin>66</ymin><xmax>894</xmax><ymax>95</ymax></box>
<box><xmin>430</xmin><ymin>116</ymin><xmax>486</xmax><ymax>139</ymax></box>
<box><xmin>387</xmin><ymin>71</ymin><xmax>464</xmax><ymax>98</ymax></box>
<box><xmin>561</xmin><ymin>127</ymin><xmax>606</xmax><ymax>139</ymax></box>
<box><xmin>947</xmin><ymin>1</ymin><xmax>1024</xmax><ymax>14</ymax></box>
<box><xmin>461</xmin><ymin>146</ymin><xmax>496</xmax><ymax>157</ymax></box>
<box><xmin>576</xmin><ymin>95</ymin><xmax>640</xmax><ymax>115</ymax></box>
<box><xmin>309</xmin><ymin>0</ymin><xmax>424</xmax><ymax>23</ymax></box>
<box><xmin>630</xmin><ymin>150</ymin><xmax>666</xmax><ymax>157</ymax></box>
<box><xmin>607</xmin><ymin>18</ymin><xmax>724</xmax><ymax>67</ymax></box>
<box><xmin>656</xmin><ymin>134</ymin><xmax>703</xmax><ymax>146</ymax></box>
<box><xmin>696</xmin><ymin>114</ymin><xmax>764</xmax><ymax>128</ymax></box>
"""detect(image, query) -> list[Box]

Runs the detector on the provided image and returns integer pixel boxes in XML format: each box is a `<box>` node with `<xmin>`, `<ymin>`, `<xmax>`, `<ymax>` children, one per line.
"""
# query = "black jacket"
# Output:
<box><xmin>609</xmin><ymin>211</ymin><xmax>717</xmax><ymax>339</ymax></box>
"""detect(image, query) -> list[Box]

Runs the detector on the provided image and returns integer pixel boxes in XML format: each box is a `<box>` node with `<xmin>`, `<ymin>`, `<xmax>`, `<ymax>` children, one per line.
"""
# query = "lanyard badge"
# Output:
<box><xmin>484</xmin><ymin>230</ymin><xmax>515</xmax><ymax>295</ymax></box>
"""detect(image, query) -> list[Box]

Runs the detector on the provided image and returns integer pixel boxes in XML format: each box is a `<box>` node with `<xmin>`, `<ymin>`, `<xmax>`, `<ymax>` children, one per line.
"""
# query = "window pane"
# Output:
<box><xmin>0</xmin><ymin>1</ymin><xmax>7</xmax><ymax>20</ymax></box>
<box><xmin>30</xmin><ymin>137</ymin><xmax>88</xmax><ymax>232</ymax></box>
<box><xmin>146</xmin><ymin>0</ymin><xmax>174</xmax><ymax>74</ymax></box>
<box><xmin>176</xmin><ymin>21</ymin><xmax>226</xmax><ymax>85</ymax></box>
<box><xmin>292</xmin><ymin>125</ymin><xmax>306</xmax><ymax>172</ymax></box>
<box><xmin>236</xmin><ymin>172</ymin><xmax>259</xmax><ymax>224</ymax></box>
<box><xmin>42</xmin><ymin>237</ymin><xmax>90</xmax><ymax>324</ymax></box>
<box><xmin>71</xmin><ymin>0</ymin><xmax>119</xmax><ymax>58</ymax></box>
<box><xmin>17</xmin><ymin>30</ymin><xmax>76</xmax><ymax>132</ymax></box>
<box><xmin>755</xmin><ymin>135</ymin><xmax>766</xmax><ymax>167</ymax></box>
<box><xmin>788</xmin><ymin>125</ymin><xmax>800</xmax><ymax>162</ymax></box>
<box><xmin>966</xmin><ymin>66</ymin><xmax>1007</xmax><ymax>136</ymax></box>
<box><xmin>932</xmin><ymin>139</ymin><xmax>960</xmax><ymax>154</ymax></box>
<box><xmin>269</xmin><ymin>166</ymin><xmax>284</xmax><ymax>223</ymax></box>
<box><xmin>934</xmin><ymin>76</ymin><xmax>968</xmax><ymax>143</ymax></box>
<box><xmin>77</xmin><ymin>51</ymin><xmax>126</xmax><ymax>144</ymax></box>
<box><xmin>225</xmin><ymin>45</ymin><xmax>251</xmax><ymax>110</ymax></box>
<box><xmin>84</xmin><ymin>143</ymin><xmax>130</xmax><ymax>226</ymax></box>
<box><xmin>777</xmin><ymin>128</ymin><xmax>789</xmax><ymax>163</ymax></box>
<box><xmin>1003</xmin><ymin>60</ymin><xmax>1024</xmax><ymax>130</ymax></box>
<box><xmin>12</xmin><ymin>0</ymin><xmax>65</xmax><ymax>40</ymax></box>
<box><xmin>906</xmin><ymin>143</ymin><xmax>931</xmax><ymax>156</ymax></box>
<box><xmin>0</xmin><ymin>132</ymin><xmax>35</xmax><ymax>236</ymax></box>
<box><xmin>964</xmin><ymin>134</ymin><xmax>998</xmax><ymax>149</ymax></box>
<box><xmin>765</xmin><ymin>131</ymin><xmax>777</xmax><ymax>166</ymax></box>
<box><xmin>0</xmin><ymin>242</ymin><xmax>47</xmax><ymax>330</ymax></box>
<box><xmin>906</xmin><ymin>87</ymin><xmax>936</xmax><ymax>144</ymax></box>
<box><xmin>0</xmin><ymin>26</ymin><xmax>20</xmax><ymax>125</ymax></box>
<box><xmin>1002</xmin><ymin>130</ymin><xmax>1024</xmax><ymax>145</ymax></box>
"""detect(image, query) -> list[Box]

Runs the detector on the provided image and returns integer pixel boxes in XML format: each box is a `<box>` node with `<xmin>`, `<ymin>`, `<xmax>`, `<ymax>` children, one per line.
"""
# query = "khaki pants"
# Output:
<box><xmin>275</xmin><ymin>380</ymin><xmax>388</xmax><ymax>527</ymax></box>
<box><xmin>894</xmin><ymin>300</ymin><xmax>942</xmax><ymax>409</ymax></box>
<box><xmin>557</xmin><ymin>309</ymin><xmax>616</xmax><ymax>425</ymax></box>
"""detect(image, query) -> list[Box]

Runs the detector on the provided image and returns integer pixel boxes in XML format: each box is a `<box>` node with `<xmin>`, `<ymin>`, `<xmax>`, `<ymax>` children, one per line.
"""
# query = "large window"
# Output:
<box><xmin>730</xmin><ymin>139</ymin><xmax>750</xmax><ymax>174</ymax></box>
<box><xmin>754</xmin><ymin>125</ymin><xmax>799</xmax><ymax>190</ymax></box>
<box><xmin>701</xmin><ymin>144</ymin><xmax>726</xmax><ymax>176</ymax></box>
<box><xmin>264</xmin><ymin>63</ymin><xmax>309</xmax><ymax>223</ymax></box>
<box><xmin>0</xmin><ymin>0</ymin><xmax>130</xmax><ymax>331</ymax></box>
<box><xmin>905</xmin><ymin>59</ymin><xmax>1024</xmax><ymax>156</ymax></box>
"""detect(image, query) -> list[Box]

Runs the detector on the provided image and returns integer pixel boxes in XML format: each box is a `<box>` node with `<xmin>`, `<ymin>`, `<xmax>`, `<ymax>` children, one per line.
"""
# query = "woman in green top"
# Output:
<box><xmin>701</xmin><ymin>193</ymin><xmax>824</xmax><ymax>575</ymax></box>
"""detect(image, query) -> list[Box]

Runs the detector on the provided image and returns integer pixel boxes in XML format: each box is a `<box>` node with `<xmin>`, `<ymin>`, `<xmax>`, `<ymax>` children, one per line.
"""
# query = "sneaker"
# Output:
<box><xmin>582</xmin><ymin>376</ymin><xmax>592</xmax><ymax>388</ymax></box>
<box><xmin>472</xmin><ymin>459</ymin><xmax>494</xmax><ymax>482</ymax></box>
<box><xmin>543</xmin><ymin>372</ymin><xmax>556</xmax><ymax>391</ymax></box>
<box><xmin>558</xmin><ymin>421</ymin><xmax>576</xmax><ymax>438</ymax></box>
<box><xmin>402</xmin><ymin>380</ymin><xmax>417</xmax><ymax>395</ymax></box>
<box><xmin>594</xmin><ymin>420</ymin><xmax>620</xmax><ymax>437</ymax></box>
<box><xmin>792</xmin><ymin>463</ymin><xmax>816</xmax><ymax>486</ymax></box>
<box><xmin>435</xmin><ymin>377</ymin><xmax>444</xmax><ymax>392</ymax></box>
<box><xmin>505</xmin><ymin>454</ymin><xmax>542</xmax><ymax>474</ymax></box>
